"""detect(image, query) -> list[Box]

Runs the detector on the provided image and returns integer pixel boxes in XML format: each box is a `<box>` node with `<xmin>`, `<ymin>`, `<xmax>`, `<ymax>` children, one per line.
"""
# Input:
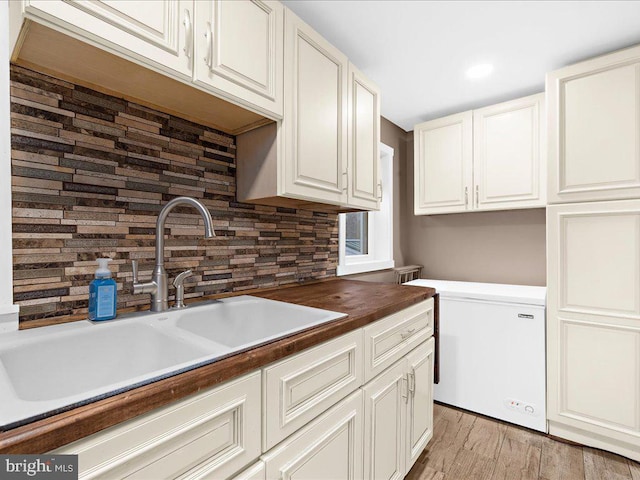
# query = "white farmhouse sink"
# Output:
<box><xmin>0</xmin><ymin>296</ymin><xmax>346</xmax><ymax>429</ymax></box>
<box><xmin>0</xmin><ymin>323</ymin><xmax>210</xmax><ymax>402</ymax></box>
<box><xmin>173</xmin><ymin>296</ymin><xmax>346</xmax><ymax>348</ymax></box>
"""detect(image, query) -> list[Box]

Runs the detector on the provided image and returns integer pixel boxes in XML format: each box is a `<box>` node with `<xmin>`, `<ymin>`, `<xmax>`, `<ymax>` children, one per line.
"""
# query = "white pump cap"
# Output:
<box><xmin>95</xmin><ymin>258</ymin><xmax>113</xmax><ymax>278</ymax></box>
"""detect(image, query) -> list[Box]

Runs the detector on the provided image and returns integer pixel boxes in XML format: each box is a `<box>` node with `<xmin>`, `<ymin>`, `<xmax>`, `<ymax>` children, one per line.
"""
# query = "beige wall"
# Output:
<box><xmin>347</xmin><ymin>117</ymin><xmax>408</xmax><ymax>284</ymax></box>
<box><xmin>403</xmin><ymin>132</ymin><xmax>546</xmax><ymax>286</ymax></box>
<box><xmin>350</xmin><ymin>118</ymin><xmax>547</xmax><ymax>287</ymax></box>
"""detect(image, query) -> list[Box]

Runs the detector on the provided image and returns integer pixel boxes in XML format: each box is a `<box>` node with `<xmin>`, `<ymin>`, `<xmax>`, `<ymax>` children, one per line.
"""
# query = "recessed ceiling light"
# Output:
<box><xmin>466</xmin><ymin>63</ymin><xmax>494</xmax><ymax>80</ymax></box>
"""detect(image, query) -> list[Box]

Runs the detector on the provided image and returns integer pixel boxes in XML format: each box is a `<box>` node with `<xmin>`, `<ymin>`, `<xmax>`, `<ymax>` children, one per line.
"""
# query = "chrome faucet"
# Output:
<box><xmin>131</xmin><ymin>197</ymin><xmax>215</xmax><ymax>312</ymax></box>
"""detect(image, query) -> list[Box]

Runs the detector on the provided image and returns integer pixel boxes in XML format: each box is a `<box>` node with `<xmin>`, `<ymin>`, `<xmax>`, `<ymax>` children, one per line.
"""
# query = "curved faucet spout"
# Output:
<box><xmin>131</xmin><ymin>196</ymin><xmax>215</xmax><ymax>312</ymax></box>
<box><xmin>155</xmin><ymin>197</ymin><xmax>215</xmax><ymax>269</ymax></box>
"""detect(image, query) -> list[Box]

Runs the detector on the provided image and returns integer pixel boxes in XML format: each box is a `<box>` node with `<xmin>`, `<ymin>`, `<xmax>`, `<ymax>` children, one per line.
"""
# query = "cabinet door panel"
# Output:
<box><xmin>193</xmin><ymin>0</ymin><xmax>283</xmax><ymax>117</ymax></box>
<box><xmin>406</xmin><ymin>338</ymin><xmax>435</xmax><ymax>471</ymax></box>
<box><xmin>262</xmin><ymin>391</ymin><xmax>363</xmax><ymax>480</ymax></box>
<box><xmin>263</xmin><ymin>330</ymin><xmax>363</xmax><ymax>451</ymax></box>
<box><xmin>474</xmin><ymin>93</ymin><xmax>545</xmax><ymax>210</ymax></box>
<box><xmin>548</xmin><ymin>200</ymin><xmax>640</xmax><ymax>454</ymax></box>
<box><xmin>24</xmin><ymin>0</ymin><xmax>193</xmax><ymax>78</ymax></box>
<box><xmin>363</xmin><ymin>360</ymin><xmax>407</xmax><ymax>480</ymax></box>
<box><xmin>414</xmin><ymin>112</ymin><xmax>473</xmax><ymax>215</ymax></box>
<box><xmin>558</xmin><ymin>320</ymin><xmax>640</xmax><ymax>433</ymax></box>
<box><xmin>347</xmin><ymin>63</ymin><xmax>380</xmax><ymax>210</ymax></box>
<box><xmin>54</xmin><ymin>373</ymin><xmax>261</xmax><ymax>480</ymax></box>
<box><xmin>283</xmin><ymin>9</ymin><xmax>348</xmax><ymax>205</ymax></box>
<box><xmin>548</xmin><ymin>45</ymin><xmax>640</xmax><ymax>203</ymax></box>
<box><xmin>550</xmin><ymin>201</ymin><xmax>640</xmax><ymax>320</ymax></box>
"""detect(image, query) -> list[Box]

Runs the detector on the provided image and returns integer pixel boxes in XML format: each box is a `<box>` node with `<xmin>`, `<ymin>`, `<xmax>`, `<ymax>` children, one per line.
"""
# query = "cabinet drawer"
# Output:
<box><xmin>363</xmin><ymin>298</ymin><xmax>434</xmax><ymax>382</ymax></box>
<box><xmin>262</xmin><ymin>329</ymin><xmax>363</xmax><ymax>451</ymax></box>
<box><xmin>54</xmin><ymin>372</ymin><xmax>261</xmax><ymax>480</ymax></box>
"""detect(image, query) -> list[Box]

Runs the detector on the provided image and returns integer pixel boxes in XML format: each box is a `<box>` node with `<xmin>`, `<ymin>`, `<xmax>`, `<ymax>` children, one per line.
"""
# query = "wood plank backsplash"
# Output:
<box><xmin>10</xmin><ymin>66</ymin><xmax>338</xmax><ymax>327</ymax></box>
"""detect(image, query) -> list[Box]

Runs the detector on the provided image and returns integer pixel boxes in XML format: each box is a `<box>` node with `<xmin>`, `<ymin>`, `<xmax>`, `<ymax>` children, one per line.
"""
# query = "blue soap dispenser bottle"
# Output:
<box><xmin>89</xmin><ymin>257</ymin><xmax>117</xmax><ymax>321</ymax></box>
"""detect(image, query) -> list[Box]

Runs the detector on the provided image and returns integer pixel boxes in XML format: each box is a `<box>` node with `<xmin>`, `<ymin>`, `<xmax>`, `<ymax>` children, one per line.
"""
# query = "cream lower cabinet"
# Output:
<box><xmin>547</xmin><ymin>44</ymin><xmax>640</xmax><ymax>204</ymax></box>
<box><xmin>230</xmin><ymin>461</ymin><xmax>265</xmax><ymax>480</ymax></box>
<box><xmin>54</xmin><ymin>372</ymin><xmax>262</xmax><ymax>480</ymax></box>
<box><xmin>363</xmin><ymin>338</ymin><xmax>435</xmax><ymax>480</ymax></box>
<box><xmin>53</xmin><ymin>300</ymin><xmax>435</xmax><ymax>479</ymax></box>
<box><xmin>547</xmin><ymin>200</ymin><xmax>640</xmax><ymax>462</ymax></box>
<box><xmin>414</xmin><ymin>93</ymin><xmax>546</xmax><ymax>215</ymax></box>
<box><xmin>262</xmin><ymin>329</ymin><xmax>363</xmax><ymax>451</ymax></box>
<box><xmin>262</xmin><ymin>390</ymin><xmax>364</xmax><ymax>480</ymax></box>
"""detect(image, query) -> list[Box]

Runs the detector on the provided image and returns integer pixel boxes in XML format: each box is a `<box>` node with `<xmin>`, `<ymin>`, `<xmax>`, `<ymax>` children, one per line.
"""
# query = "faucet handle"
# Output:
<box><xmin>173</xmin><ymin>269</ymin><xmax>193</xmax><ymax>287</ymax></box>
<box><xmin>172</xmin><ymin>270</ymin><xmax>193</xmax><ymax>309</ymax></box>
<box><xmin>132</xmin><ymin>259</ymin><xmax>139</xmax><ymax>283</ymax></box>
<box><xmin>131</xmin><ymin>260</ymin><xmax>157</xmax><ymax>295</ymax></box>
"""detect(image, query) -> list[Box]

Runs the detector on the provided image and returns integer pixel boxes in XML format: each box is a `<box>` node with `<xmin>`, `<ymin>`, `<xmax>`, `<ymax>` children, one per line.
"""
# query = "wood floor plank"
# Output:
<box><xmin>463</xmin><ymin>415</ymin><xmax>508</xmax><ymax>459</ymax></box>
<box><xmin>491</xmin><ymin>437</ymin><xmax>542</xmax><ymax>480</ymax></box>
<box><xmin>504</xmin><ymin>424</ymin><xmax>545</xmax><ymax>449</ymax></box>
<box><xmin>412</xmin><ymin>404</ymin><xmax>639</xmax><ymax>480</ymax></box>
<box><xmin>420</xmin><ymin>407</ymin><xmax>476</xmax><ymax>473</ymax></box>
<box><xmin>629</xmin><ymin>459</ymin><xmax>640</xmax><ymax>480</ymax></box>
<box><xmin>447</xmin><ymin>448</ymin><xmax>496</xmax><ymax>480</ymax></box>
<box><xmin>538</xmin><ymin>437</ymin><xmax>585</xmax><ymax>480</ymax></box>
<box><xmin>405</xmin><ymin>463</ymin><xmax>445</xmax><ymax>480</ymax></box>
<box><xmin>583</xmin><ymin>447</ymin><xmax>632</xmax><ymax>480</ymax></box>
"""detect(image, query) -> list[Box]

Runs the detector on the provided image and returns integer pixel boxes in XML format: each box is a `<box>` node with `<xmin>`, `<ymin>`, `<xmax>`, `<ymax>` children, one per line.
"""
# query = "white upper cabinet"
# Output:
<box><xmin>14</xmin><ymin>0</ymin><xmax>284</xmax><ymax>123</ymax></box>
<box><xmin>23</xmin><ymin>0</ymin><xmax>194</xmax><ymax>79</ymax></box>
<box><xmin>238</xmin><ymin>7</ymin><xmax>380</xmax><ymax>211</ymax></box>
<box><xmin>547</xmin><ymin>44</ymin><xmax>640</xmax><ymax>204</ymax></box>
<box><xmin>281</xmin><ymin>7</ymin><xmax>348</xmax><ymax>206</ymax></box>
<box><xmin>474</xmin><ymin>93</ymin><xmax>546</xmax><ymax>210</ymax></box>
<box><xmin>347</xmin><ymin>62</ymin><xmax>381</xmax><ymax>210</ymax></box>
<box><xmin>414</xmin><ymin>111</ymin><xmax>473</xmax><ymax>215</ymax></box>
<box><xmin>193</xmin><ymin>0</ymin><xmax>283</xmax><ymax>118</ymax></box>
<box><xmin>414</xmin><ymin>93</ymin><xmax>546</xmax><ymax>215</ymax></box>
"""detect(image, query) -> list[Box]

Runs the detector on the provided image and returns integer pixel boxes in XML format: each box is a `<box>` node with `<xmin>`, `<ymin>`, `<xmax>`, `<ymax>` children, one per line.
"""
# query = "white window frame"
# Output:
<box><xmin>337</xmin><ymin>143</ymin><xmax>394</xmax><ymax>276</ymax></box>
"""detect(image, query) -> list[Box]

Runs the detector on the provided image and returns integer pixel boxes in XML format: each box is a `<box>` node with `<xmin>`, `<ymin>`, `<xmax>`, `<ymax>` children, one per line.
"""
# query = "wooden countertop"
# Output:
<box><xmin>0</xmin><ymin>279</ymin><xmax>435</xmax><ymax>454</ymax></box>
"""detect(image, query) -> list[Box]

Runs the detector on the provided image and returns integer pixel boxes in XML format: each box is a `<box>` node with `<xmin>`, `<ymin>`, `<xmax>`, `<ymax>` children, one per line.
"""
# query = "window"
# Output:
<box><xmin>337</xmin><ymin>143</ymin><xmax>394</xmax><ymax>276</ymax></box>
<box><xmin>345</xmin><ymin>212</ymin><xmax>368</xmax><ymax>256</ymax></box>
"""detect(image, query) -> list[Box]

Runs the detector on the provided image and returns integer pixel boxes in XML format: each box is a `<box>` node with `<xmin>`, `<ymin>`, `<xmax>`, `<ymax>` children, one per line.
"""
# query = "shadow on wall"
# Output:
<box><xmin>407</xmin><ymin>208</ymin><xmax>547</xmax><ymax>286</ymax></box>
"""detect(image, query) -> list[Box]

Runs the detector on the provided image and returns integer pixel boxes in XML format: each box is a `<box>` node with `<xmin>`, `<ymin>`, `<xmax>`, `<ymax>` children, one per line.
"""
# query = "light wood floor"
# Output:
<box><xmin>406</xmin><ymin>403</ymin><xmax>640</xmax><ymax>480</ymax></box>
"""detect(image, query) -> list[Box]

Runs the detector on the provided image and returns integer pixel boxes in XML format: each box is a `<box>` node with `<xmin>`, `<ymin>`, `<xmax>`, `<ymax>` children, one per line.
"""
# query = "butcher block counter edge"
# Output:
<box><xmin>0</xmin><ymin>278</ymin><xmax>435</xmax><ymax>454</ymax></box>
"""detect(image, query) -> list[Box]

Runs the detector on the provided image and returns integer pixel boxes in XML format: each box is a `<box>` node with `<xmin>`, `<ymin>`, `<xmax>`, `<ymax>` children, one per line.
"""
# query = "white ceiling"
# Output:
<box><xmin>283</xmin><ymin>0</ymin><xmax>640</xmax><ymax>131</ymax></box>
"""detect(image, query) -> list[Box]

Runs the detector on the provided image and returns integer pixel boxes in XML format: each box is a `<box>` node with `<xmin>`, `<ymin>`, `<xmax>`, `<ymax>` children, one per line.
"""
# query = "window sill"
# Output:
<box><xmin>336</xmin><ymin>260</ymin><xmax>395</xmax><ymax>277</ymax></box>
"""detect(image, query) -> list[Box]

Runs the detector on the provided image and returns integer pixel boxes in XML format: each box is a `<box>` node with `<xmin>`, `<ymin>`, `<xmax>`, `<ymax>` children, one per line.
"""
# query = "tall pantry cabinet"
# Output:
<box><xmin>546</xmin><ymin>43</ymin><xmax>640</xmax><ymax>462</ymax></box>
